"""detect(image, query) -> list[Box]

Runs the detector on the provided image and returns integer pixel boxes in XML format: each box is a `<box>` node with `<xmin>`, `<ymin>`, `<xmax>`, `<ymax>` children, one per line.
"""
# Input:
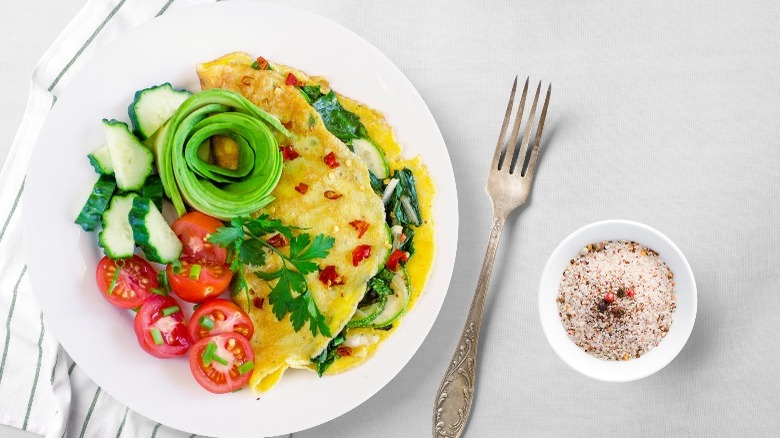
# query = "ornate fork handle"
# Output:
<box><xmin>433</xmin><ymin>214</ymin><xmax>506</xmax><ymax>438</ymax></box>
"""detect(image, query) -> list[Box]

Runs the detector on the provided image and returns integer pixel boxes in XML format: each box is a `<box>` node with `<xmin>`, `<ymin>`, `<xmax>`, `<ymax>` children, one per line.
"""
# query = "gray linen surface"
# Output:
<box><xmin>1</xmin><ymin>0</ymin><xmax>779</xmax><ymax>437</ymax></box>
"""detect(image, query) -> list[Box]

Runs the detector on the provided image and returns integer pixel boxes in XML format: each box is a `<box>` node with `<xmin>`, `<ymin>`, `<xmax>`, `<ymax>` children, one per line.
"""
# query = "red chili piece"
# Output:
<box><xmin>280</xmin><ymin>145</ymin><xmax>299</xmax><ymax>161</ymax></box>
<box><xmin>386</xmin><ymin>249</ymin><xmax>409</xmax><ymax>271</ymax></box>
<box><xmin>626</xmin><ymin>288</ymin><xmax>635</xmax><ymax>298</ymax></box>
<box><xmin>295</xmin><ymin>183</ymin><xmax>309</xmax><ymax>194</ymax></box>
<box><xmin>352</xmin><ymin>245</ymin><xmax>372</xmax><ymax>267</ymax></box>
<box><xmin>323</xmin><ymin>152</ymin><xmax>340</xmax><ymax>169</ymax></box>
<box><xmin>318</xmin><ymin>265</ymin><xmax>344</xmax><ymax>286</ymax></box>
<box><xmin>324</xmin><ymin>190</ymin><xmax>342</xmax><ymax>200</ymax></box>
<box><xmin>285</xmin><ymin>73</ymin><xmax>299</xmax><ymax>86</ymax></box>
<box><xmin>256</xmin><ymin>56</ymin><xmax>269</xmax><ymax>70</ymax></box>
<box><xmin>336</xmin><ymin>346</ymin><xmax>352</xmax><ymax>357</ymax></box>
<box><xmin>253</xmin><ymin>297</ymin><xmax>265</xmax><ymax>309</ymax></box>
<box><xmin>604</xmin><ymin>292</ymin><xmax>615</xmax><ymax>303</ymax></box>
<box><xmin>349</xmin><ymin>220</ymin><xmax>370</xmax><ymax>238</ymax></box>
<box><xmin>267</xmin><ymin>233</ymin><xmax>288</xmax><ymax>248</ymax></box>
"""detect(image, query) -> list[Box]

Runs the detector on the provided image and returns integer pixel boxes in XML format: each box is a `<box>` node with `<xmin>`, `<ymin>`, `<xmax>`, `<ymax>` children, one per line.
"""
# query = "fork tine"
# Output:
<box><xmin>491</xmin><ymin>76</ymin><xmax>518</xmax><ymax>170</ymax></box>
<box><xmin>511</xmin><ymin>81</ymin><xmax>542</xmax><ymax>174</ymax></box>
<box><xmin>523</xmin><ymin>83</ymin><xmax>552</xmax><ymax>179</ymax></box>
<box><xmin>502</xmin><ymin>77</ymin><xmax>529</xmax><ymax>171</ymax></box>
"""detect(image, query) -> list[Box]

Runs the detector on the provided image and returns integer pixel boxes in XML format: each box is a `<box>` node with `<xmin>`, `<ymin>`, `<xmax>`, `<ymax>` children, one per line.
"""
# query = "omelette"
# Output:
<box><xmin>197</xmin><ymin>52</ymin><xmax>435</xmax><ymax>391</ymax></box>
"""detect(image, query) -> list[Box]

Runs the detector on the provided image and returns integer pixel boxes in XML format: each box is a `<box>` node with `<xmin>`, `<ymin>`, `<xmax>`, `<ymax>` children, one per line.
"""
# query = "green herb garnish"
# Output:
<box><xmin>189</xmin><ymin>264</ymin><xmax>202</xmax><ymax>280</ymax></box>
<box><xmin>238</xmin><ymin>360</ymin><xmax>255</xmax><ymax>375</ymax></box>
<box><xmin>212</xmin><ymin>355</ymin><xmax>229</xmax><ymax>366</ymax></box>
<box><xmin>199</xmin><ymin>316</ymin><xmax>215</xmax><ymax>330</ymax></box>
<box><xmin>202</xmin><ymin>342</ymin><xmax>217</xmax><ymax>366</ymax></box>
<box><xmin>106</xmin><ymin>260</ymin><xmax>124</xmax><ymax>295</ymax></box>
<box><xmin>150</xmin><ymin>328</ymin><xmax>164</xmax><ymax>345</ymax></box>
<box><xmin>208</xmin><ymin>215</ymin><xmax>334</xmax><ymax>337</ymax></box>
<box><xmin>161</xmin><ymin>306</ymin><xmax>180</xmax><ymax>317</ymax></box>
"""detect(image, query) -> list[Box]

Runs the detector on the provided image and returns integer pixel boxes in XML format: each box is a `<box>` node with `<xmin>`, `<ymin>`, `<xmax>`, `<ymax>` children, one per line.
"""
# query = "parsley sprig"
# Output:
<box><xmin>208</xmin><ymin>215</ymin><xmax>335</xmax><ymax>337</ymax></box>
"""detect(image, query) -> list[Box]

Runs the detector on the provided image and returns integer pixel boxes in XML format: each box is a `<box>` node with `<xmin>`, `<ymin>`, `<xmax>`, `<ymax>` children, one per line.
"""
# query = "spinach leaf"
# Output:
<box><xmin>369</xmin><ymin>171</ymin><xmax>385</xmax><ymax>194</ymax></box>
<box><xmin>312</xmin><ymin>91</ymin><xmax>368</xmax><ymax>143</ymax></box>
<box><xmin>399</xmin><ymin>226</ymin><xmax>416</xmax><ymax>257</ymax></box>
<box><xmin>300</xmin><ymin>85</ymin><xmax>324</xmax><ymax>102</ymax></box>
<box><xmin>312</xmin><ymin>328</ymin><xmax>347</xmax><ymax>376</ymax></box>
<box><xmin>388</xmin><ymin>168</ymin><xmax>422</xmax><ymax>227</ymax></box>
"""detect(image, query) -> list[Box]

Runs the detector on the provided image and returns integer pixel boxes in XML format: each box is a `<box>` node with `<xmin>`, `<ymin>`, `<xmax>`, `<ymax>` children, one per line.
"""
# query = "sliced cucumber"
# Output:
<box><xmin>347</xmin><ymin>297</ymin><xmax>386</xmax><ymax>328</ymax></box>
<box><xmin>128</xmin><ymin>83</ymin><xmax>192</xmax><ymax>140</ymax></box>
<box><xmin>129</xmin><ymin>197</ymin><xmax>182</xmax><ymax>263</ymax></box>
<box><xmin>352</xmin><ymin>138</ymin><xmax>389</xmax><ymax>179</ymax></box>
<box><xmin>98</xmin><ymin>193</ymin><xmax>137</xmax><ymax>259</ymax></box>
<box><xmin>367</xmin><ymin>267</ymin><xmax>410</xmax><ymax>328</ymax></box>
<box><xmin>74</xmin><ymin>175</ymin><xmax>116</xmax><ymax>231</ymax></box>
<box><xmin>103</xmin><ymin>119</ymin><xmax>154</xmax><ymax>191</ymax></box>
<box><xmin>141</xmin><ymin>174</ymin><xmax>164</xmax><ymax>211</ymax></box>
<box><xmin>87</xmin><ymin>145</ymin><xmax>114</xmax><ymax>175</ymax></box>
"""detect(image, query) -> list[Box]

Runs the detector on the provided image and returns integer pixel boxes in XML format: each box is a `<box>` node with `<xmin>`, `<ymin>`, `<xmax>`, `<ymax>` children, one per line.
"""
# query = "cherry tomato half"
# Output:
<box><xmin>95</xmin><ymin>255</ymin><xmax>158</xmax><ymax>309</ymax></box>
<box><xmin>188</xmin><ymin>299</ymin><xmax>254</xmax><ymax>342</ymax></box>
<box><xmin>167</xmin><ymin>258</ymin><xmax>232</xmax><ymax>303</ymax></box>
<box><xmin>133</xmin><ymin>295</ymin><xmax>192</xmax><ymax>358</ymax></box>
<box><xmin>171</xmin><ymin>212</ymin><xmax>227</xmax><ymax>265</ymax></box>
<box><xmin>189</xmin><ymin>333</ymin><xmax>255</xmax><ymax>394</ymax></box>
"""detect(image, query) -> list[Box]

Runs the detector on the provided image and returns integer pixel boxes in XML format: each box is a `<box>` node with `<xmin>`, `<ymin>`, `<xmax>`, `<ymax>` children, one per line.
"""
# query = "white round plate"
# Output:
<box><xmin>538</xmin><ymin>220</ymin><xmax>696</xmax><ymax>382</ymax></box>
<box><xmin>22</xmin><ymin>2</ymin><xmax>458</xmax><ymax>437</ymax></box>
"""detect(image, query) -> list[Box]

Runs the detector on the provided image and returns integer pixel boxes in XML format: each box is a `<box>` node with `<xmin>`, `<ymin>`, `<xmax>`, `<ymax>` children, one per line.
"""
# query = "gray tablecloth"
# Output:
<box><xmin>2</xmin><ymin>0</ymin><xmax>779</xmax><ymax>437</ymax></box>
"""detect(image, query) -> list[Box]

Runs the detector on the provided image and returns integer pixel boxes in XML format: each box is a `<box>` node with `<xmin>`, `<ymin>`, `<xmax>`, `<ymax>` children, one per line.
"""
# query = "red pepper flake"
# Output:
<box><xmin>285</xmin><ymin>72</ymin><xmax>299</xmax><ymax>86</ymax></box>
<box><xmin>256</xmin><ymin>56</ymin><xmax>269</xmax><ymax>70</ymax></box>
<box><xmin>323</xmin><ymin>152</ymin><xmax>340</xmax><ymax>168</ymax></box>
<box><xmin>604</xmin><ymin>292</ymin><xmax>615</xmax><ymax>303</ymax></box>
<box><xmin>399</xmin><ymin>233</ymin><xmax>407</xmax><ymax>243</ymax></box>
<box><xmin>294</xmin><ymin>183</ymin><xmax>309</xmax><ymax>194</ymax></box>
<box><xmin>253</xmin><ymin>297</ymin><xmax>265</xmax><ymax>309</ymax></box>
<box><xmin>267</xmin><ymin>233</ymin><xmax>288</xmax><ymax>248</ymax></box>
<box><xmin>241</xmin><ymin>75</ymin><xmax>253</xmax><ymax>86</ymax></box>
<box><xmin>386</xmin><ymin>249</ymin><xmax>409</xmax><ymax>271</ymax></box>
<box><xmin>324</xmin><ymin>190</ymin><xmax>342</xmax><ymax>200</ymax></box>
<box><xmin>336</xmin><ymin>346</ymin><xmax>352</xmax><ymax>357</ymax></box>
<box><xmin>318</xmin><ymin>265</ymin><xmax>344</xmax><ymax>287</ymax></box>
<box><xmin>279</xmin><ymin>145</ymin><xmax>299</xmax><ymax>161</ymax></box>
<box><xmin>626</xmin><ymin>288</ymin><xmax>635</xmax><ymax>298</ymax></box>
<box><xmin>352</xmin><ymin>245</ymin><xmax>372</xmax><ymax>267</ymax></box>
<box><xmin>349</xmin><ymin>220</ymin><xmax>370</xmax><ymax>238</ymax></box>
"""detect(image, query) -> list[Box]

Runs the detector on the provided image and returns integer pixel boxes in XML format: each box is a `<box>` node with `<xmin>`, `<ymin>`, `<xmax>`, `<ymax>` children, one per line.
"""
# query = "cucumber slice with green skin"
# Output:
<box><xmin>103</xmin><ymin>119</ymin><xmax>154</xmax><ymax>191</ymax></box>
<box><xmin>347</xmin><ymin>296</ymin><xmax>387</xmax><ymax>328</ymax></box>
<box><xmin>98</xmin><ymin>193</ymin><xmax>137</xmax><ymax>259</ymax></box>
<box><xmin>129</xmin><ymin>197</ymin><xmax>182</xmax><ymax>263</ymax></box>
<box><xmin>87</xmin><ymin>145</ymin><xmax>114</xmax><ymax>175</ymax></box>
<box><xmin>366</xmin><ymin>267</ymin><xmax>410</xmax><ymax>328</ymax></box>
<box><xmin>128</xmin><ymin>83</ymin><xmax>192</xmax><ymax>140</ymax></box>
<box><xmin>74</xmin><ymin>175</ymin><xmax>116</xmax><ymax>231</ymax></box>
<box><xmin>352</xmin><ymin>138</ymin><xmax>389</xmax><ymax>180</ymax></box>
<box><xmin>141</xmin><ymin>174</ymin><xmax>164</xmax><ymax>211</ymax></box>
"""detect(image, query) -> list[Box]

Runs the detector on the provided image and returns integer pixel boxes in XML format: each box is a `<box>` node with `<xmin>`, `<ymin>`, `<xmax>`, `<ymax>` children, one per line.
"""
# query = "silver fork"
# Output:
<box><xmin>433</xmin><ymin>77</ymin><xmax>551</xmax><ymax>438</ymax></box>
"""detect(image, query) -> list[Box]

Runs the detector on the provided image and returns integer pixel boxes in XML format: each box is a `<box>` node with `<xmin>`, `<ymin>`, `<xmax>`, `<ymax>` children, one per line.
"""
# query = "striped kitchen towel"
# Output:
<box><xmin>0</xmin><ymin>1</ymin><xmax>293</xmax><ymax>437</ymax></box>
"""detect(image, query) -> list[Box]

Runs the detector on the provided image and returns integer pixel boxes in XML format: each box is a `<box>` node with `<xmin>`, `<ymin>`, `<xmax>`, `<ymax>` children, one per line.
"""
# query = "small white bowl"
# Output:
<box><xmin>538</xmin><ymin>219</ymin><xmax>697</xmax><ymax>382</ymax></box>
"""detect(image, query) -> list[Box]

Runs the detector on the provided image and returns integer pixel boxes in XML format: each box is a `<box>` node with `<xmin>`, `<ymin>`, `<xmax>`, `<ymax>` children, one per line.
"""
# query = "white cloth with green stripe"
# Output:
<box><xmin>0</xmin><ymin>1</ymin><xmax>266</xmax><ymax>437</ymax></box>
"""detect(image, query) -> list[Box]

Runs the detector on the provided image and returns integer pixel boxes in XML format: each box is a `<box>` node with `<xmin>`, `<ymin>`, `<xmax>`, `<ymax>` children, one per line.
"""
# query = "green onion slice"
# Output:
<box><xmin>189</xmin><ymin>264</ymin><xmax>202</xmax><ymax>280</ymax></box>
<box><xmin>199</xmin><ymin>316</ymin><xmax>215</xmax><ymax>330</ymax></box>
<box><xmin>107</xmin><ymin>263</ymin><xmax>122</xmax><ymax>295</ymax></box>
<box><xmin>238</xmin><ymin>360</ymin><xmax>254</xmax><ymax>375</ymax></box>
<box><xmin>151</xmin><ymin>288</ymin><xmax>167</xmax><ymax>296</ymax></box>
<box><xmin>202</xmin><ymin>342</ymin><xmax>217</xmax><ymax>366</ymax></box>
<box><xmin>212</xmin><ymin>354</ymin><xmax>229</xmax><ymax>366</ymax></box>
<box><xmin>150</xmin><ymin>328</ymin><xmax>164</xmax><ymax>345</ymax></box>
<box><xmin>162</xmin><ymin>306</ymin><xmax>180</xmax><ymax>317</ymax></box>
<box><xmin>171</xmin><ymin>259</ymin><xmax>183</xmax><ymax>274</ymax></box>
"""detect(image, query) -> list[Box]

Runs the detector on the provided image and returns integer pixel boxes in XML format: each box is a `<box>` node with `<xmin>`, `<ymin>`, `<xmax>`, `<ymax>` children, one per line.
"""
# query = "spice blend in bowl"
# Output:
<box><xmin>557</xmin><ymin>240</ymin><xmax>676</xmax><ymax>361</ymax></box>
